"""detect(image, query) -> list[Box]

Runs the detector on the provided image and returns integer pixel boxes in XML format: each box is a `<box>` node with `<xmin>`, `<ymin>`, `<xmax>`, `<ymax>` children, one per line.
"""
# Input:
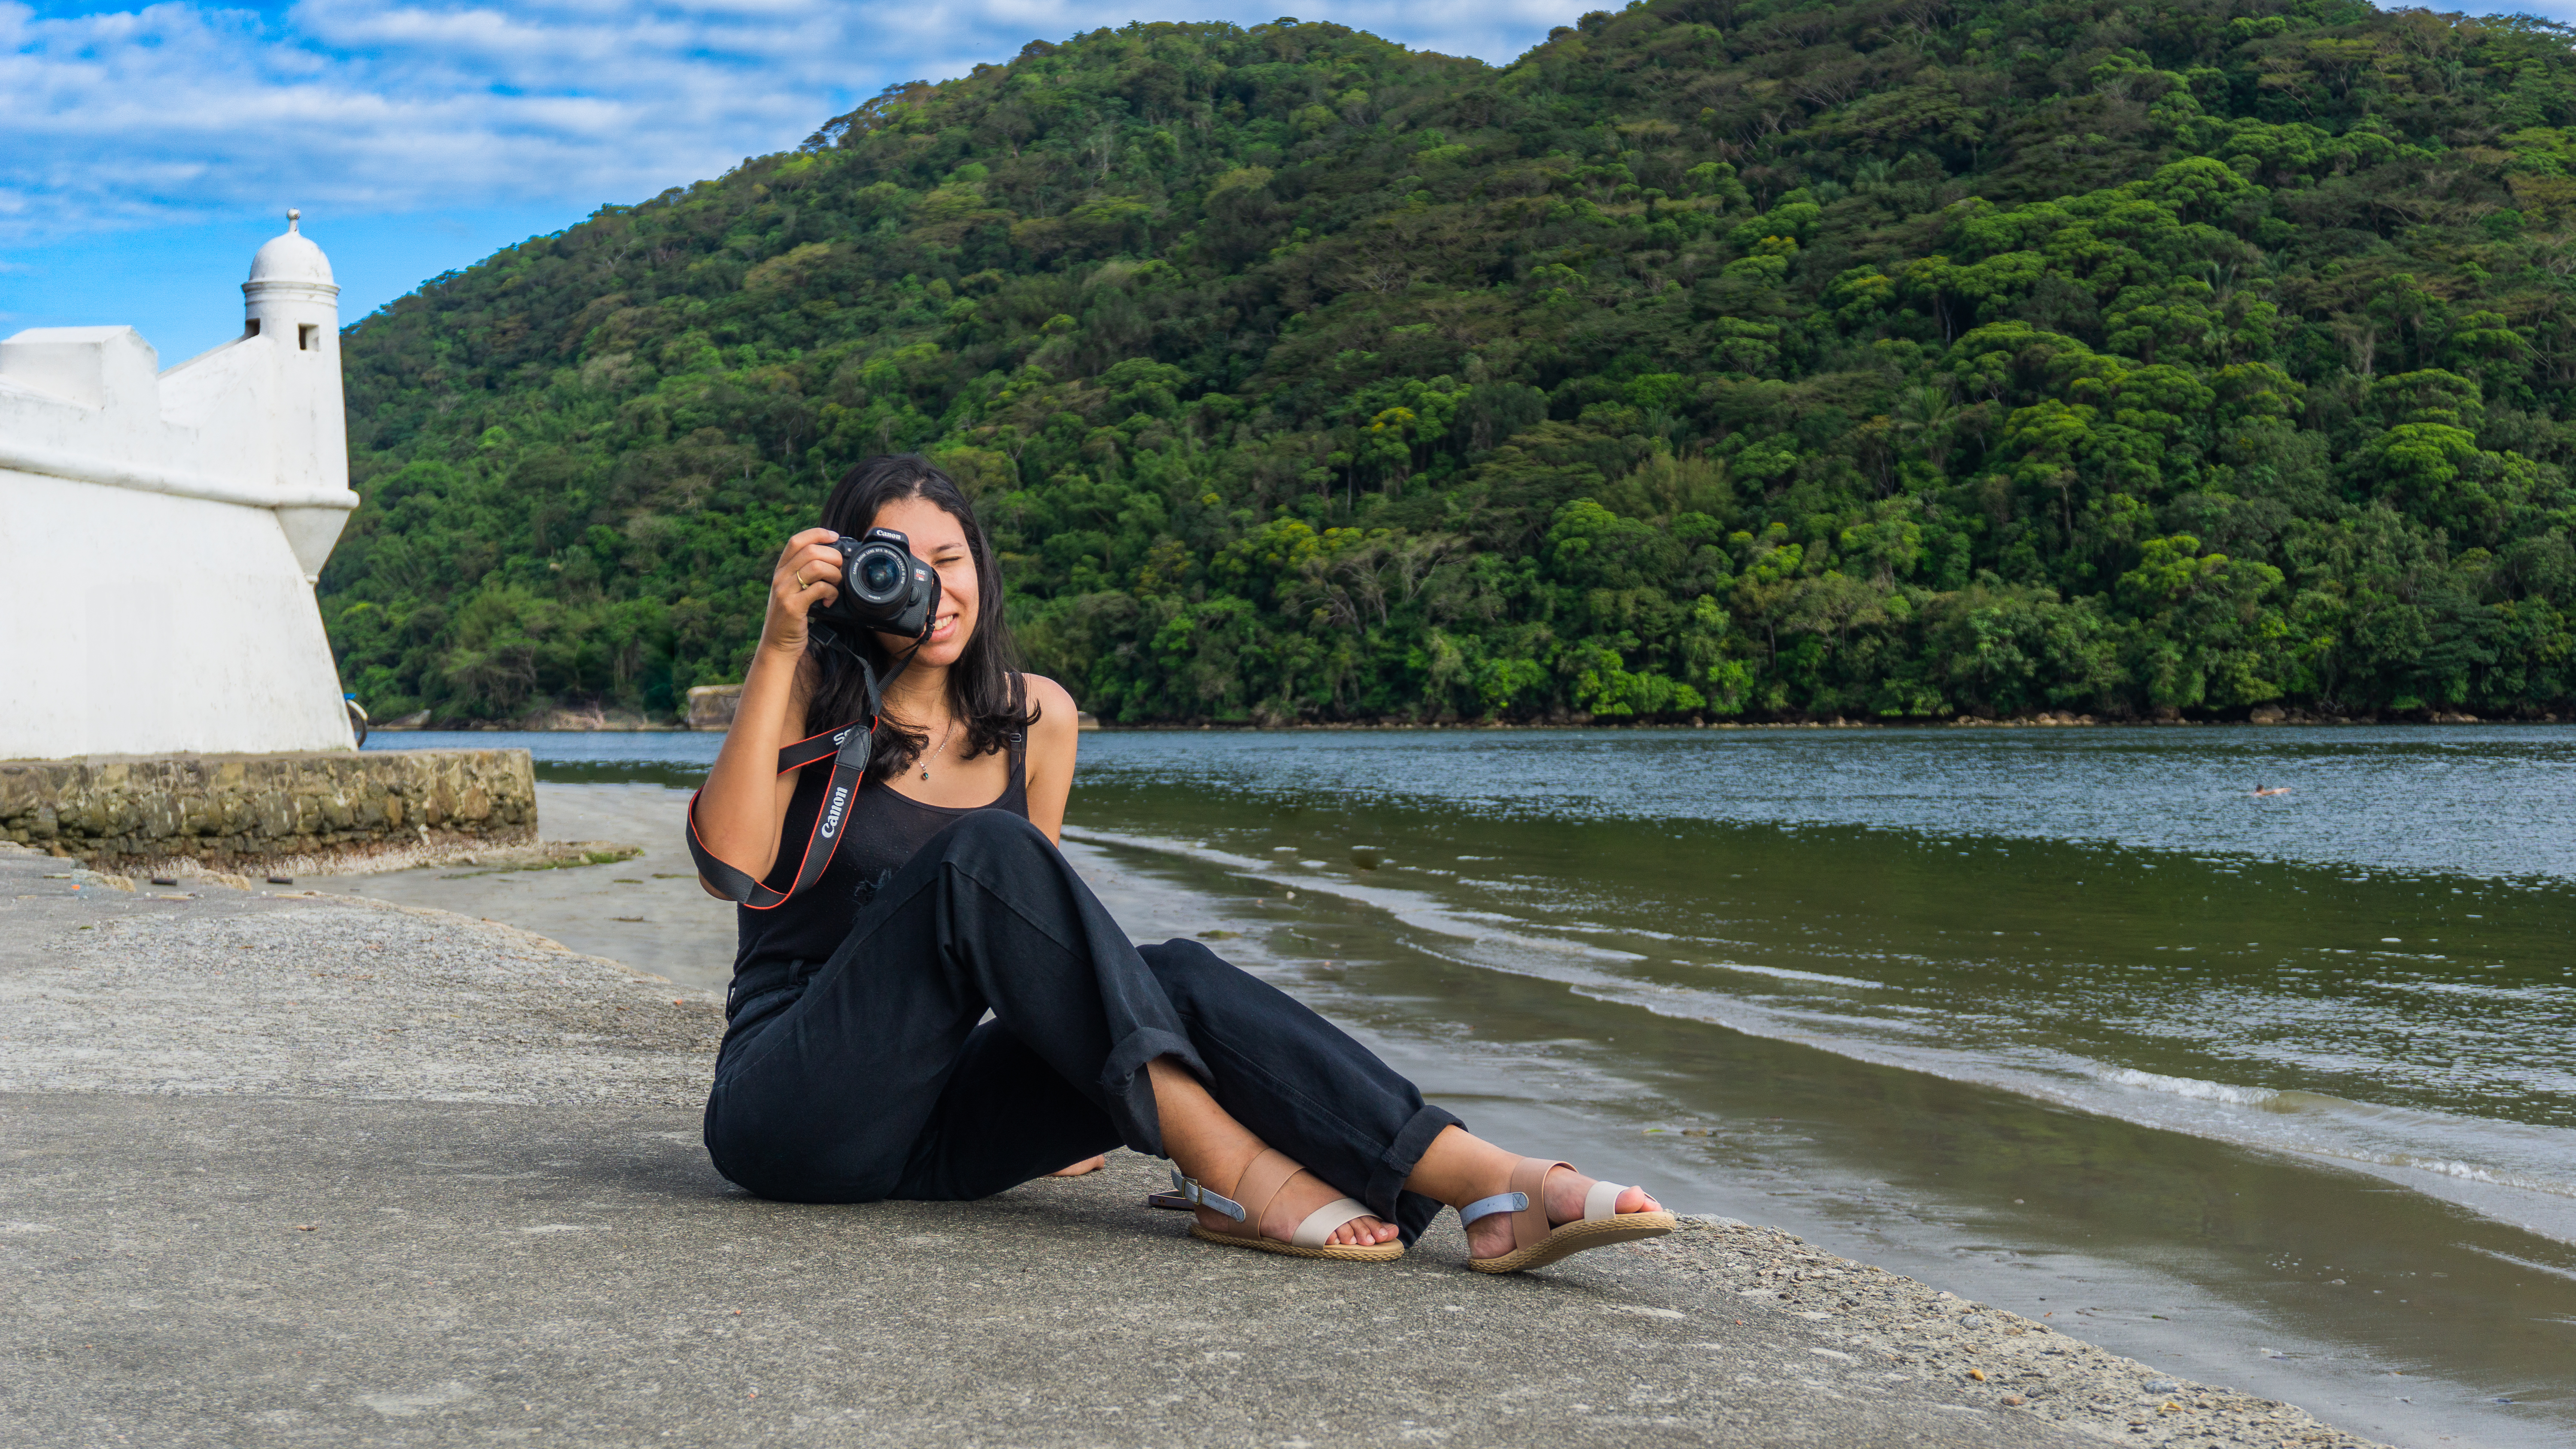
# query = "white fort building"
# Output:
<box><xmin>1</xmin><ymin>213</ymin><xmax>359</xmax><ymax>759</ymax></box>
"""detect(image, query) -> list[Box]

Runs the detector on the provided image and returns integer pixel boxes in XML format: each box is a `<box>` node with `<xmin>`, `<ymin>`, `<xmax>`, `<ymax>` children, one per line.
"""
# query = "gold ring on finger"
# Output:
<box><xmin>794</xmin><ymin>570</ymin><xmax>808</xmax><ymax>589</ymax></box>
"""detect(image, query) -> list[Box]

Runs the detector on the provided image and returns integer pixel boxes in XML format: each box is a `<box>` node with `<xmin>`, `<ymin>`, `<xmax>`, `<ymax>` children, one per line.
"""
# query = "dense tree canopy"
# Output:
<box><xmin>328</xmin><ymin>0</ymin><xmax>2576</xmax><ymax>724</ymax></box>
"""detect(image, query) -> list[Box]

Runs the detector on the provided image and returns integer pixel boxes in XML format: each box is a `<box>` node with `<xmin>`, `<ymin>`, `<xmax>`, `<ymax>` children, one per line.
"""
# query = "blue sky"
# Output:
<box><xmin>0</xmin><ymin>0</ymin><xmax>1577</xmax><ymax>362</ymax></box>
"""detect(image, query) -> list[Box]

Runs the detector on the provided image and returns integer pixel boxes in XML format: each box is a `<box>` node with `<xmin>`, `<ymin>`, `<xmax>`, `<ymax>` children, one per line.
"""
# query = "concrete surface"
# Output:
<box><xmin>0</xmin><ymin>844</ymin><xmax>2384</xmax><ymax>1447</ymax></box>
<box><xmin>7</xmin><ymin>1096</ymin><xmax>2094</xmax><ymax>1448</ymax></box>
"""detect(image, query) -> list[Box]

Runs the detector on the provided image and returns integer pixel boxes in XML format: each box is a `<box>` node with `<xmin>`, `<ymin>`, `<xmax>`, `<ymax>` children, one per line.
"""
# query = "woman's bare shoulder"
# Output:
<box><xmin>1017</xmin><ymin>673</ymin><xmax>1081</xmax><ymax>736</ymax></box>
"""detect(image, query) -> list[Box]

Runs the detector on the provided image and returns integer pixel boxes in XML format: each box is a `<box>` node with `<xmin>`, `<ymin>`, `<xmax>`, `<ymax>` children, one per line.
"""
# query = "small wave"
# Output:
<box><xmin>1066</xmin><ymin>825</ymin><xmax>1646</xmax><ymax>964</ymax></box>
<box><xmin>1604</xmin><ymin>988</ymin><xmax>2576</xmax><ymax>1207</ymax></box>
<box><xmin>2331</xmin><ymin>1154</ymin><xmax>2576</xmax><ymax>1200</ymax></box>
<box><xmin>2366</xmin><ymin>978</ymin><xmax>2569</xmax><ymax>1003</ymax></box>
<box><xmin>2462</xmin><ymin>1246</ymin><xmax>2576</xmax><ymax>1283</ymax></box>
<box><xmin>2097</xmin><ymin>1067</ymin><xmax>2281</xmax><ymax>1107</ymax></box>
<box><xmin>2405</xmin><ymin>1158</ymin><xmax>2514</xmax><ymax>1185</ymax></box>
<box><xmin>1692</xmin><ymin>960</ymin><xmax>1887</xmax><ymax>991</ymax></box>
<box><xmin>2078</xmin><ymin>1078</ymin><xmax>2576</xmax><ymax>1202</ymax></box>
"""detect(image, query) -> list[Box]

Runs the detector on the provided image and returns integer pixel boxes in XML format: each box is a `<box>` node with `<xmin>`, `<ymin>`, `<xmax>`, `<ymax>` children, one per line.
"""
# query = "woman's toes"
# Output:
<box><xmin>1251</xmin><ymin>1168</ymin><xmax>1393</xmax><ymax>1248</ymax></box>
<box><xmin>1331</xmin><ymin>1217</ymin><xmax>1394</xmax><ymax>1246</ymax></box>
<box><xmin>1541</xmin><ymin>1167</ymin><xmax>1662</xmax><ymax>1222</ymax></box>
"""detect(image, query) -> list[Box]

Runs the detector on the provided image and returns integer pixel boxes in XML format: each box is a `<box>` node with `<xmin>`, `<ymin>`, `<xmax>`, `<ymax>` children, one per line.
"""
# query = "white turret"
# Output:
<box><xmin>241</xmin><ymin>210</ymin><xmax>352</xmax><ymax>583</ymax></box>
<box><xmin>0</xmin><ymin>211</ymin><xmax>362</xmax><ymax>758</ymax></box>
<box><xmin>248</xmin><ymin>209</ymin><xmax>338</xmax><ymax>303</ymax></box>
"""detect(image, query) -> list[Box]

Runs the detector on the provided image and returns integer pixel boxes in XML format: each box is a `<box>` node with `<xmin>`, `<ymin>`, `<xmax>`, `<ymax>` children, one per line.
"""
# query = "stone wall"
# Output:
<box><xmin>686</xmin><ymin>685</ymin><xmax>741</xmax><ymax>731</ymax></box>
<box><xmin>0</xmin><ymin>749</ymin><xmax>535</xmax><ymax>875</ymax></box>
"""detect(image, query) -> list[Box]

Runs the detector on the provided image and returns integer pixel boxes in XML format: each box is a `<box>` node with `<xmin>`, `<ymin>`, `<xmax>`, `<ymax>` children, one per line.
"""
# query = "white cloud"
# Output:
<box><xmin>0</xmin><ymin>0</ymin><xmax>1573</xmax><ymax>245</ymax></box>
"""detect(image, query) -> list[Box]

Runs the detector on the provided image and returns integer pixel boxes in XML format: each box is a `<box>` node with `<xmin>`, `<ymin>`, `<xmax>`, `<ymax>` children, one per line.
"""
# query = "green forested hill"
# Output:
<box><xmin>328</xmin><ymin>0</ymin><xmax>2576</xmax><ymax>725</ymax></box>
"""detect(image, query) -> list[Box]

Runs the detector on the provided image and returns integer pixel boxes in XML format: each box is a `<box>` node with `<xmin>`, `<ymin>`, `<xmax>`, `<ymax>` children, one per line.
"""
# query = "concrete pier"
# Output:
<box><xmin>0</xmin><ymin>843</ymin><xmax>2394</xmax><ymax>1449</ymax></box>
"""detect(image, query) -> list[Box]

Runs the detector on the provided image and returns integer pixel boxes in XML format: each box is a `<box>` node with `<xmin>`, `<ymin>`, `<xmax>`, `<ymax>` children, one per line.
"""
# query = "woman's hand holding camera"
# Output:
<box><xmin>763</xmin><ymin>528</ymin><xmax>845</xmax><ymax>658</ymax></box>
<box><xmin>697</xmin><ymin>527</ymin><xmax>844</xmax><ymax>891</ymax></box>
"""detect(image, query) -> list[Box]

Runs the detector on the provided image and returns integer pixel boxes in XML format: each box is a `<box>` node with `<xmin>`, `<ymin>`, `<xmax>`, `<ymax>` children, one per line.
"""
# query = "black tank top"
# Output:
<box><xmin>726</xmin><ymin>717</ymin><xmax>1028</xmax><ymax>1019</ymax></box>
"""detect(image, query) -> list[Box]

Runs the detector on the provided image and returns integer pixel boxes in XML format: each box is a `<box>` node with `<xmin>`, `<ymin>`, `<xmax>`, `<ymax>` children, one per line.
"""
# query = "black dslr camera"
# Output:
<box><xmin>817</xmin><ymin>527</ymin><xmax>939</xmax><ymax>640</ymax></box>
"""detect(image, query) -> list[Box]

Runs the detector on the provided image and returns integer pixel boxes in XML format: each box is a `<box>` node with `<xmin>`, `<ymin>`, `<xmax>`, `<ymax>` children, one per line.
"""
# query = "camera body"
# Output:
<box><xmin>817</xmin><ymin>527</ymin><xmax>939</xmax><ymax>640</ymax></box>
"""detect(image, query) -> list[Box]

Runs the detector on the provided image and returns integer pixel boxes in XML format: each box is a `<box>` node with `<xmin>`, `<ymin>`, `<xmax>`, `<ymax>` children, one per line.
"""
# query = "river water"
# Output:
<box><xmin>354</xmin><ymin>724</ymin><xmax>2575</xmax><ymax>1448</ymax></box>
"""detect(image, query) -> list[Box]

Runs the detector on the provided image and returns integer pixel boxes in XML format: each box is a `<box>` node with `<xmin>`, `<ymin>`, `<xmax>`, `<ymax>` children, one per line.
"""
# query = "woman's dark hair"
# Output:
<box><xmin>809</xmin><ymin>455</ymin><xmax>1036</xmax><ymax>780</ymax></box>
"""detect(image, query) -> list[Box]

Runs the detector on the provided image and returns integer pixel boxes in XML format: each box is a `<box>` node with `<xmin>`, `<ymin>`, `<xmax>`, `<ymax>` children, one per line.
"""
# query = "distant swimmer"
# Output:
<box><xmin>2253</xmin><ymin>784</ymin><xmax>2292</xmax><ymax>797</ymax></box>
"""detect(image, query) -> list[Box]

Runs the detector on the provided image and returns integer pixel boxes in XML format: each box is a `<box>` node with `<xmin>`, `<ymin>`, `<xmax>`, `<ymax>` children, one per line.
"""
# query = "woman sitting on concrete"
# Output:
<box><xmin>688</xmin><ymin>455</ymin><xmax>1674</xmax><ymax>1269</ymax></box>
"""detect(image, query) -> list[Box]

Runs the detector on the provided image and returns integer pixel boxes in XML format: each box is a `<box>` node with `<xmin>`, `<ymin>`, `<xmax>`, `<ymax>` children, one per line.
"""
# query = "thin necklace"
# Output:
<box><xmin>918</xmin><ymin>718</ymin><xmax>959</xmax><ymax>781</ymax></box>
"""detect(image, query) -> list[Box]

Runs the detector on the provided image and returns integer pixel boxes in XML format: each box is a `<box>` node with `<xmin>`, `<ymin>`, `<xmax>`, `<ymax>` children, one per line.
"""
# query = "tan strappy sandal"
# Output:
<box><xmin>1168</xmin><ymin>1148</ymin><xmax>1403</xmax><ymax>1262</ymax></box>
<box><xmin>1461</xmin><ymin>1157</ymin><xmax>1676</xmax><ymax>1273</ymax></box>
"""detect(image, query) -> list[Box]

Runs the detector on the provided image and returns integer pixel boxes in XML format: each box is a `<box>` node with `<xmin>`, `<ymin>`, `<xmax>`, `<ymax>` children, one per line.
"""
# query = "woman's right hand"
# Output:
<box><xmin>761</xmin><ymin>528</ymin><xmax>844</xmax><ymax>657</ymax></box>
<box><xmin>696</xmin><ymin>529</ymin><xmax>839</xmax><ymax>894</ymax></box>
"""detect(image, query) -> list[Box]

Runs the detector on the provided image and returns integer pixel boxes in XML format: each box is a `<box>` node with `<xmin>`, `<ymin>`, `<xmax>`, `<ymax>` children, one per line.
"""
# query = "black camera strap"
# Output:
<box><xmin>684</xmin><ymin>649</ymin><xmax>907</xmax><ymax>910</ymax></box>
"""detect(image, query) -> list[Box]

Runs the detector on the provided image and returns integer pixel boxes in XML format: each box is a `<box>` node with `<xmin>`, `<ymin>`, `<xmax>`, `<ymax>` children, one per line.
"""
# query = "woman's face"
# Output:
<box><xmin>865</xmin><ymin>494</ymin><xmax>979</xmax><ymax>668</ymax></box>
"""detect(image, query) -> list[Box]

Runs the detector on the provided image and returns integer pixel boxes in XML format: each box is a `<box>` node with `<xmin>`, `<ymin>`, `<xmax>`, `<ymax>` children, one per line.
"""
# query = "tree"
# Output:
<box><xmin>323</xmin><ymin>3</ymin><xmax>2576</xmax><ymax>726</ymax></box>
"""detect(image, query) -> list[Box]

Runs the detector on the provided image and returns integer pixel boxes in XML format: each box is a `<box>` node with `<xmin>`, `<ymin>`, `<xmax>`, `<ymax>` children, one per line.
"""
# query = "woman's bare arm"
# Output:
<box><xmin>1019</xmin><ymin>674</ymin><xmax>1082</xmax><ymax>844</ymax></box>
<box><xmin>695</xmin><ymin>528</ymin><xmax>847</xmax><ymax>896</ymax></box>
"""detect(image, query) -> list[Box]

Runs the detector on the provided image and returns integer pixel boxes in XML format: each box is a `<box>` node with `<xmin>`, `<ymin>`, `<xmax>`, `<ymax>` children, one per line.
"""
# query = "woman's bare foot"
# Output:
<box><xmin>1049</xmin><ymin>1155</ymin><xmax>1106</xmax><ymax>1177</ymax></box>
<box><xmin>1186</xmin><ymin>1156</ymin><xmax>1399</xmax><ymax>1248</ymax></box>
<box><xmin>1459</xmin><ymin>1165</ymin><xmax>1661</xmax><ymax>1262</ymax></box>
<box><xmin>1143</xmin><ymin>1057</ymin><xmax>1395</xmax><ymax>1248</ymax></box>
<box><xmin>1402</xmin><ymin>1125</ymin><xmax>1664</xmax><ymax>1262</ymax></box>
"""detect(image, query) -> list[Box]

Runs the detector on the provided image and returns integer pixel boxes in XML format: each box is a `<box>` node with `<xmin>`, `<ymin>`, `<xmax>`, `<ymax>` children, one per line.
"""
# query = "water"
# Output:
<box><xmin>1063</xmin><ymin>728</ymin><xmax>2576</xmax><ymax>1198</ymax></box>
<box><xmin>366</xmin><ymin>726</ymin><xmax>2576</xmax><ymax>1446</ymax></box>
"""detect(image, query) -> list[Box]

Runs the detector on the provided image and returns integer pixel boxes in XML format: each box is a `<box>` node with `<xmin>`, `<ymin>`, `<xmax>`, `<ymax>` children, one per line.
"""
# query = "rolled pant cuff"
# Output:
<box><xmin>1099</xmin><ymin>1026</ymin><xmax>1209</xmax><ymax>1158</ymax></box>
<box><xmin>1366</xmin><ymin>1101</ymin><xmax>1465</xmax><ymax>1223</ymax></box>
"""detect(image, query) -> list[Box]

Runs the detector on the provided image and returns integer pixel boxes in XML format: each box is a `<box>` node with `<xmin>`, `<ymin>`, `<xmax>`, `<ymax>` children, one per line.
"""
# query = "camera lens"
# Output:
<box><xmin>858</xmin><ymin>548</ymin><xmax>903</xmax><ymax>598</ymax></box>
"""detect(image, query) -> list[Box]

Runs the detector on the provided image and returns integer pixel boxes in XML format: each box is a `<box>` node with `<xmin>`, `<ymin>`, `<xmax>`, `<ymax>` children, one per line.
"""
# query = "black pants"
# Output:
<box><xmin>702</xmin><ymin>811</ymin><xmax>1461</xmax><ymax>1243</ymax></box>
